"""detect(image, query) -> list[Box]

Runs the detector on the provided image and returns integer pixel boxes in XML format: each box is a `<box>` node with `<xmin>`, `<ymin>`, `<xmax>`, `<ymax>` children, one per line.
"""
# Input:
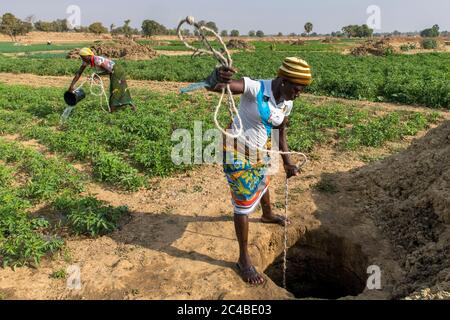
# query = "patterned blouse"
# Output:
<box><xmin>82</xmin><ymin>55</ymin><xmax>115</xmax><ymax>73</ymax></box>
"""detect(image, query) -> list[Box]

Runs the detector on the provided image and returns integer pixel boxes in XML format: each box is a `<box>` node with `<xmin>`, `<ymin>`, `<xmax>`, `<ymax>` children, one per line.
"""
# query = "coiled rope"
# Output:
<box><xmin>77</xmin><ymin>73</ymin><xmax>111</xmax><ymax>113</ymax></box>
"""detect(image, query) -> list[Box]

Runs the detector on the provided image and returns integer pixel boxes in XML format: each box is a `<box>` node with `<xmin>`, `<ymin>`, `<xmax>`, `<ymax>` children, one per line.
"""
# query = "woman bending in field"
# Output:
<box><xmin>68</xmin><ymin>47</ymin><xmax>136</xmax><ymax>113</ymax></box>
<box><xmin>207</xmin><ymin>57</ymin><xmax>313</xmax><ymax>285</ymax></box>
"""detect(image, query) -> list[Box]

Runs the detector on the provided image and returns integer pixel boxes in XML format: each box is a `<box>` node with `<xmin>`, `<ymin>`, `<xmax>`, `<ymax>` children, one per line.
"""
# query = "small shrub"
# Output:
<box><xmin>54</xmin><ymin>196</ymin><xmax>129</xmax><ymax>237</ymax></box>
<box><xmin>422</xmin><ymin>39</ymin><xmax>438</xmax><ymax>49</ymax></box>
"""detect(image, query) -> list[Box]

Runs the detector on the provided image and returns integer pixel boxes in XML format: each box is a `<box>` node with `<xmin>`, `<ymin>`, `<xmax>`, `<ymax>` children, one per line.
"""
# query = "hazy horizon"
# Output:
<box><xmin>1</xmin><ymin>0</ymin><xmax>449</xmax><ymax>34</ymax></box>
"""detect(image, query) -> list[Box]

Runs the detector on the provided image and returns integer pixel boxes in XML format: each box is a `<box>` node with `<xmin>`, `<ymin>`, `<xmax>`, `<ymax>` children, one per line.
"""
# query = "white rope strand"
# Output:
<box><xmin>76</xmin><ymin>72</ymin><xmax>111</xmax><ymax>113</ymax></box>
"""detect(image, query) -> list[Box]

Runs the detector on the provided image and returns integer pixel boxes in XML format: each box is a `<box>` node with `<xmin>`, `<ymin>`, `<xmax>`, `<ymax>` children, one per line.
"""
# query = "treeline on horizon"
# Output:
<box><xmin>0</xmin><ymin>12</ymin><xmax>449</xmax><ymax>41</ymax></box>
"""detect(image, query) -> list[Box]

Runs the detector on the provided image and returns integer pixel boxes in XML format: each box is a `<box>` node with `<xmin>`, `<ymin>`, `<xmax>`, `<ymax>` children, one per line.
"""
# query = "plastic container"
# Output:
<box><xmin>64</xmin><ymin>88</ymin><xmax>86</xmax><ymax>106</ymax></box>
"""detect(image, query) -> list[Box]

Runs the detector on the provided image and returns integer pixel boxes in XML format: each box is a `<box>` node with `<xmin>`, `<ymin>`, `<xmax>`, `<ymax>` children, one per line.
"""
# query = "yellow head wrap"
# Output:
<box><xmin>79</xmin><ymin>47</ymin><xmax>94</xmax><ymax>57</ymax></box>
<box><xmin>277</xmin><ymin>57</ymin><xmax>312</xmax><ymax>86</ymax></box>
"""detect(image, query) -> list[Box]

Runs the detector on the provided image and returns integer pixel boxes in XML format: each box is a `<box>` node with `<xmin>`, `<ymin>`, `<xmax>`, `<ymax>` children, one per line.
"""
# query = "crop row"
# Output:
<box><xmin>0</xmin><ymin>83</ymin><xmax>442</xmax><ymax>185</ymax></box>
<box><xmin>0</xmin><ymin>51</ymin><xmax>449</xmax><ymax>108</ymax></box>
<box><xmin>0</xmin><ymin>138</ymin><xmax>129</xmax><ymax>267</ymax></box>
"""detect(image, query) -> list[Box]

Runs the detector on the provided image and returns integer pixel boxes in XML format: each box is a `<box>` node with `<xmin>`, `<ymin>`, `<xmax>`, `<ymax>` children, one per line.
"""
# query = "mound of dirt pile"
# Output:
<box><xmin>226</xmin><ymin>39</ymin><xmax>254</xmax><ymax>50</ymax></box>
<box><xmin>350</xmin><ymin>39</ymin><xmax>395</xmax><ymax>56</ymax></box>
<box><xmin>349</xmin><ymin>121</ymin><xmax>450</xmax><ymax>298</ymax></box>
<box><xmin>321</xmin><ymin>37</ymin><xmax>338</xmax><ymax>43</ymax></box>
<box><xmin>67</xmin><ymin>39</ymin><xmax>158</xmax><ymax>60</ymax></box>
<box><xmin>281</xmin><ymin>39</ymin><xmax>306</xmax><ymax>46</ymax></box>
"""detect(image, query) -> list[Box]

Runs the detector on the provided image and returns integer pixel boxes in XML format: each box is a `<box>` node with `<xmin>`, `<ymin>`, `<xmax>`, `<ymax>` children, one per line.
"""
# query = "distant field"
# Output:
<box><xmin>1</xmin><ymin>51</ymin><xmax>449</xmax><ymax>108</ymax></box>
<box><xmin>0</xmin><ymin>42</ymin><xmax>89</xmax><ymax>54</ymax></box>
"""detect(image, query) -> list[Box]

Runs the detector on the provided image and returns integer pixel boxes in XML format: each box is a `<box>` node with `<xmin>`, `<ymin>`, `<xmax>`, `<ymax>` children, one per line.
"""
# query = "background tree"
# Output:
<box><xmin>342</xmin><ymin>24</ymin><xmax>373</xmax><ymax>38</ymax></box>
<box><xmin>230</xmin><ymin>29</ymin><xmax>240</xmax><ymax>37</ymax></box>
<box><xmin>0</xmin><ymin>13</ymin><xmax>32</xmax><ymax>41</ymax></box>
<box><xmin>34</xmin><ymin>19</ymin><xmax>69</xmax><ymax>32</ymax></box>
<box><xmin>88</xmin><ymin>22</ymin><xmax>108</xmax><ymax>34</ymax></box>
<box><xmin>141</xmin><ymin>19</ymin><xmax>167</xmax><ymax>37</ymax></box>
<box><xmin>111</xmin><ymin>20</ymin><xmax>140</xmax><ymax>37</ymax></box>
<box><xmin>256</xmin><ymin>30</ymin><xmax>265</xmax><ymax>37</ymax></box>
<box><xmin>122</xmin><ymin>20</ymin><xmax>133</xmax><ymax>38</ymax></box>
<box><xmin>248</xmin><ymin>30</ymin><xmax>256</xmax><ymax>37</ymax></box>
<box><xmin>220</xmin><ymin>30</ymin><xmax>228</xmax><ymax>37</ymax></box>
<box><xmin>304</xmin><ymin>22</ymin><xmax>313</xmax><ymax>36</ymax></box>
<box><xmin>420</xmin><ymin>24</ymin><xmax>440</xmax><ymax>38</ymax></box>
<box><xmin>205</xmin><ymin>21</ymin><xmax>218</xmax><ymax>33</ymax></box>
<box><xmin>277</xmin><ymin>32</ymin><xmax>283</xmax><ymax>37</ymax></box>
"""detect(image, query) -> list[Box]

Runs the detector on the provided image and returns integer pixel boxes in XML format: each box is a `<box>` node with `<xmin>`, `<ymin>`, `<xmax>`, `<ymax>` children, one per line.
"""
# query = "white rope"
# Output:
<box><xmin>283</xmin><ymin>177</ymin><xmax>289</xmax><ymax>289</ymax></box>
<box><xmin>177</xmin><ymin>17</ymin><xmax>242</xmax><ymax>139</ymax></box>
<box><xmin>76</xmin><ymin>72</ymin><xmax>111</xmax><ymax>113</ymax></box>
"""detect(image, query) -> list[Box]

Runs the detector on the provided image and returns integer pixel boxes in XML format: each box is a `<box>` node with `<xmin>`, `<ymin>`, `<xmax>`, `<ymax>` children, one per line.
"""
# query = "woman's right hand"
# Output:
<box><xmin>217</xmin><ymin>66</ymin><xmax>237</xmax><ymax>84</ymax></box>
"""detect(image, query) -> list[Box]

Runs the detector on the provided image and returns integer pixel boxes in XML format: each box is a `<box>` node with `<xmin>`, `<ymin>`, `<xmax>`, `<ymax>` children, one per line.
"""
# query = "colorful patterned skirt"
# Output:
<box><xmin>109</xmin><ymin>64</ymin><xmax>133</xmax><ymax>108</ymax></box>
<box><xmin>223</xmin><ymin>142</ymin><xmax>271</xmax><ymax>215</ymax></box>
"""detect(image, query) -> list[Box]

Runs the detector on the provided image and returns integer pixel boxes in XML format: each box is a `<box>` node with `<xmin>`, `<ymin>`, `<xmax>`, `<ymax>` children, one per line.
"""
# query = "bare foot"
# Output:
<box><xmin>236</xmin><ymin>262</ymin><xmax>265</xmax><ymax>285</ymax></box>
<box><xmin>261</xmin><ymin>214</ymin><xmax>291</xmax><ymax>226</ymax></box>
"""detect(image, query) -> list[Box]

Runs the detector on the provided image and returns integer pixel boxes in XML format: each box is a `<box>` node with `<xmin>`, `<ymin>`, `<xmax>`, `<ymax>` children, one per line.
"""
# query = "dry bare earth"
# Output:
<box><xmin>0</xmin><ymin>32</ymin><xmax>112</xmax><ymax>44</ymax></box>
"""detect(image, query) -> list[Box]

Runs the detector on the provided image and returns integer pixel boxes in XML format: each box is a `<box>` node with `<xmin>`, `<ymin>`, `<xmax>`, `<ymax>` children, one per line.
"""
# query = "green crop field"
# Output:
<box><xmin>0</xmin><ymin>42</ymin><xmax>89</xmax><ymax>53</ymax></box>
<box><xmin>1</xmin><ymin>51</ymin><xmax>449</xmax><ymax>108</ymax></box>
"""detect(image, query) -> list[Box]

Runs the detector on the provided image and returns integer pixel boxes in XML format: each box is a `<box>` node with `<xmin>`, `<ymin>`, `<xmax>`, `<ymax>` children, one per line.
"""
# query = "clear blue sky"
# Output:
<box><xmin>1</xmin><ymin>0</ymin><xmax>449</xmax><ymax>34</ymax></box>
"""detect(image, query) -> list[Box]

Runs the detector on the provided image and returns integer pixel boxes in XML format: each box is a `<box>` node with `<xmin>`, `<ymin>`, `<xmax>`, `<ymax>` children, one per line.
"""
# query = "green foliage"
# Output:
<box><xmin>342</xmin><ymin>24</ymin><xmax>373</xmax><ymax>38</ymax></box>
<box><xmin>337</xmin><ymin>112</ymin><xmax>439</xmax><ymax>150</ymax></box>
<box><xmin>400</xmin><ymin>43</ymin><xmax>417</xmax><ymax>51</ymax></box>
<box><xmin>420</xmin><ymin>25</ymin><xmax>440</xmax><ymax>38</ymax></box>
<box><xmin>2</xmin><ymin>51</ymin><xmax>449</xmax><ymax>108</ymax></box>
<box><xmin>88</xmin><ymin>22</ymin><xmax>108</xmax><ymax>34</ymax></box>
<box><xmin>0</xmin><ymin>42</ymin><xmax>86</xmax><ymax>53</ymax></box>
<box><xmin>142</xmin><ymin>20</ymin><xmax>167</xmax><ymax>36</ymax></box>
<box><xmin>0</xmin><ymin>138</ymin><xmax>84</xmax><ymax>201</ymax></box>
<box><xmin>256</xmin><ymin>30</ymin><xmax>265</xmax><ymax>38</ymax></box>
<box><xmin>230</xmin><ymin>30</ymin><xmax>240</xmax><ymax>37</ymax></box>
<box><xmin>50</xmin><ymin>268</ymin><xmax>67</xmax><ymax>279</ymax></box>
<box><xmin>0</xmin><ymin>161</ymin><xmax>64</xmax><ymax>268</ymax></box>
<box><xmin>421</xmin><ymin>39</ymin><xmax>438</xmax><ymax>49</ymax></box>
<box><xmin>34</xmin><ymin>19</ymin><xmax>69</xmax><ymax>32</ymax></box>
<box><xmin>0</xmin><ymin>13</ymin><xmax>32</xmax><ymax>41</ymax></box>
<box><xmin>54</xmin><ymin>196</ymin><xmax>128</xmax><ymax>237</ymax></box>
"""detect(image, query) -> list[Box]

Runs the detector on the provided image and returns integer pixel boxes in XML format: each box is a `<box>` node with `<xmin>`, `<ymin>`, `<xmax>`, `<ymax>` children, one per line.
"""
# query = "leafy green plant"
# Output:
<box><xmin>50</xmin><ymin>268</ymin><xmax>67</xmax><ymax>279</ymax></box>
<box><xmin>54</xmin><ymin>196</ymin><xmax>129</xmax><ymax>237</ymax></box>
<box><xmin>421</xmin><ymin>39</ymin><xmax>438</xmax><ymax>49</ymax></box>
